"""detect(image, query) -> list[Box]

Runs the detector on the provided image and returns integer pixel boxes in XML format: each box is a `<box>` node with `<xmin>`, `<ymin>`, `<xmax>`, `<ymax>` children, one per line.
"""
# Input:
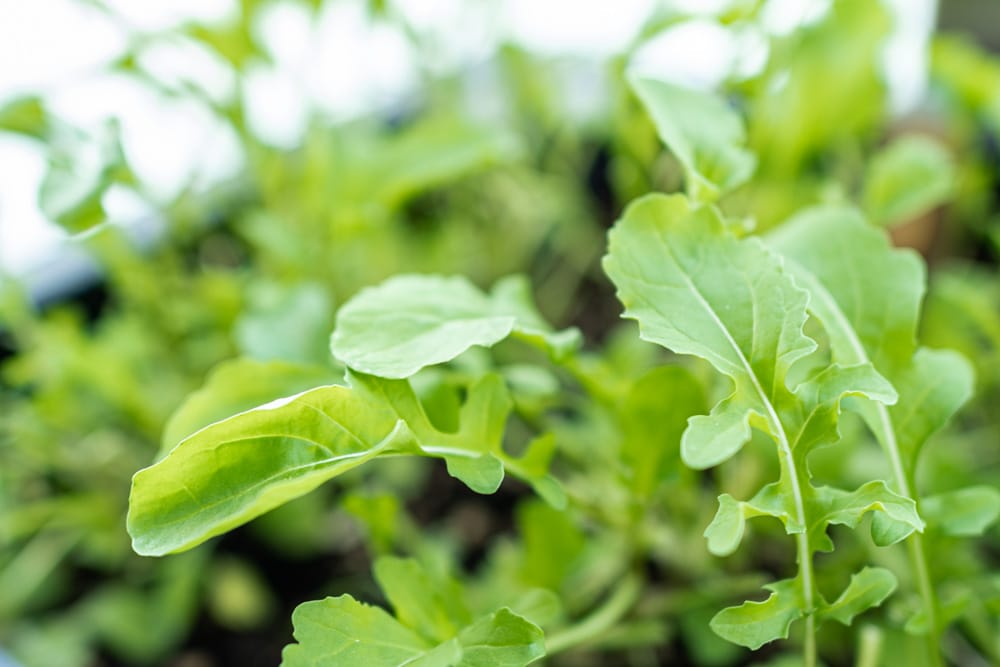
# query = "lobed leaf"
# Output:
<box><xmin>766</xmin><ymin>205</ymin><xmax>924</xmax><ymax>372</ymax></box>
<box><xmin>331</xmin><ymin>274</ymin><xmax>579</xmax><ymax>379</ymax></box>
<box><xmin>373</xmin><ymin>557</ymin><xmax>471</xmax><ymax>644</ymax></box>
<box><xmin>603</xmin><ymin>193</ymin><xmax>815</xmax><ymax>468</ymax></box>
<box><xmin>281</xmin><ymin>556</ymin><xmax>545</xmax><ymax>667</ymax></box>
<box><xmin>628</xmin><ymin>74</ymin><xmax>756</xmax><ymax>201</ymax></box>
<box><xmin>280</xmin><ymin>595</ymin><xmax>461</xmax><ymax>667</ymax></box>
<box><xmin>812</xmin><ymin>481</ymin><xmax>923</xmax><ymax>550</ymax></box>
<box><xmin>709</xmin><ymin>580</ymin><xmax>803</xmax><ymax>650</ymax></box>
<box><xmin>818</xmin><ymin>567</ymin><xmax>897</xmax><ymax>626</ymax></box>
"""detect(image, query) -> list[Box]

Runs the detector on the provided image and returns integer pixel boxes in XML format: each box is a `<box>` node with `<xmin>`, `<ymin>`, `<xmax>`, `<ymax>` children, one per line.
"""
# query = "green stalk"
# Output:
<box><xmin>877</xmin><ymin>407</ymin><xmax>943</xmax><ymax>666</ymax></box>
<box><xmin>545</xmin><ymin>575</ymin><xmax>643</xmax><ymax>656</ymax></box>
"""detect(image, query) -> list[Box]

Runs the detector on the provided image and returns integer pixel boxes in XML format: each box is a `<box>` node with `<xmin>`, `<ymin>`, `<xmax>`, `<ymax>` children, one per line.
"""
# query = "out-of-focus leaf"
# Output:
<box><xmin>0</xmin><ymin>96</ymin><xmax>49</xmax><ymax>139</ymax></box>
<box><xmin>628</xmin><ymin>74</ymin><xmax>755</xmax><ymax>201</ymax></box>
<box><xmin>863</xmin><ymin>136</ymin><xmax>955</xmax><ymax>227</ymax></box>
<box><xmin>921</xmin><ymin>486</ymin><xmax>1000</xmax><ymax>537</ymax></box>
<box><xmin>331</xmin><ymin>274</ymin><xmax>579</xmax><ymax>379</ymax></box>
<box><xmin>235</xmin><ymin>282</ymin><xmax>335</xmax><ymax>364</ymax></box>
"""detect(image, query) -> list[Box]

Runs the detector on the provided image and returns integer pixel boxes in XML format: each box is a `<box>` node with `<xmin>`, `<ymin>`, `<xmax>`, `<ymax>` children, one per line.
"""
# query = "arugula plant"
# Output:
<box><xmin>8</xmin><ymin>2</ymin><xmax>1000</xmax><ymax>666</ymax></box>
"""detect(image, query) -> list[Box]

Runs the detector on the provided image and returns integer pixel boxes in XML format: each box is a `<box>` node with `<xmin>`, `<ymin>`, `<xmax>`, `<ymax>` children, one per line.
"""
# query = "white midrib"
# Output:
<box><xmin>678</xmin><ymin>270</ymin><xmax>815</xmax><ymax>613</ymax></box>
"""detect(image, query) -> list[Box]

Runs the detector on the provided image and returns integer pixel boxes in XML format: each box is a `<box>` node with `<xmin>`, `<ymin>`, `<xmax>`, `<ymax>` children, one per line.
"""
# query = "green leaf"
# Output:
<box><xmin>620</xmin><ymin>366</ymin><xmax>706</xmax><ymax>499</ymax></box>
<box><xmin>604</xmin><ymin>193</ymin><xmax>815</xmax><ymax>468</ymax></box>
<box><xmin>704</xmin><ymin>494</ymin><xmax>751</xmax><ymax>557</ymax></box>
<box><xmin>812</xmin><ymin>481</ymin><xmax>923</xmax><ymax>549</ymax></box>
<box><xmin>766</xmin><ymin>206</ymin><xmax>974</xmax><ymax>476</ymax></box>
<box><xmin>128</xmin><ymin>374</ymin><xmax>518</xmax><ymax>555</ymax></box>
<box><xmin>710</xmin><ymin>580</ymin><xmax>803</xmax><ymax>650</ymax></box>
<box><xmin>888</xmin><ymin>348</ymin><xmax>974</xmax><ymax>470</ymax></box>
<box><xmin>455</xmin><ymin>608</ymin><xmax>546</xmax><ymax>667</ymax></box>
<box><xmin>280</xmin><ymin>595</ymin><xmax>461</xmax><ymax>667</ymax></box>
<box><xmin>818</xmin><ymin>567</ymin><xmax>897</xmax><ymax>626</ymax></box>
<box><xmin>373</xmin><ymin>557</ymin><xmax>471</xmax><ymax>643</ymax></box>
<box><xmin>161</xmin><ymin>358</ymin><xmax>336</xmax><ymax>454</ymax></box>
<box><xmin>921</xmin><ymin>486</ymin><xmax>1000</xmax><ymax>537</ymax></box>
<box><xmin>628</xmin><ymin>74</ymin><xmax>756</xmax><ymax>201</ymax></box>
<box><xmin>767</xmin><ymin>205</ymin><xmax>924</xmax><ymax>371</ymax></box>
<box><xmin>704</xmin><ymin>486</ymin><xmax>792</xmax><ymax>557</ymax></box>
<box><xmin>863</xmin><ymin>135</ymin><xmax>956</xmax><ymax>227</ymax></box>
<box><xmin>235</xmin><ymin>282</ymin><xmax>335</xmax><ymax>365</ymax></box>
<box><xmin>281</xmin><ymin>596</ymin><xmax>544</xmax><ymax>667</ymax></box>
<box><xmin>331</xmin><ymin>275</ymin><xmax>579</xmax><ymax>379</ymax></box>
<box><xmin>38</xmin><ymin>121</ymin><xmax>132</xmax><ymax>233</ymax></box>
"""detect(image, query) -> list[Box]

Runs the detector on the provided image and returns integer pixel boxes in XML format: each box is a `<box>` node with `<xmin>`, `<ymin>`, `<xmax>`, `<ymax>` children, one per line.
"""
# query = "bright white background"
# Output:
<box><xmin>0</xmin><ymin>0</ymin><xmax>936</xmax><ymax>288</ymax></box>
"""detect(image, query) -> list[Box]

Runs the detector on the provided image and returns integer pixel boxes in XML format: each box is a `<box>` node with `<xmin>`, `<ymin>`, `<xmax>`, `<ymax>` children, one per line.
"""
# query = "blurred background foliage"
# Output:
<box><xmin>0</xmin><ymin>0</ymin><xmax>998</xmax><ymax>665</ymax></box>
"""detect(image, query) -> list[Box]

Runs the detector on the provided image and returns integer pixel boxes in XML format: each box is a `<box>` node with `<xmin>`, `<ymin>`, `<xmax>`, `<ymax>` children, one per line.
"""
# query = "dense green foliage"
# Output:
<box><xmin>2</xmin><ymin>1</ymin><xmax>999</xmax><ymax>666</ymax></box>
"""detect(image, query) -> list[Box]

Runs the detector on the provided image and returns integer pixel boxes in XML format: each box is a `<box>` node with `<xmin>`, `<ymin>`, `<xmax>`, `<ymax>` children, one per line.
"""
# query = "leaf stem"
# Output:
<box><xmin>545</xmin><ymin>574</ymin><xmax>643</xmax><ymax>656</ymax></box>
<box><xmin>804</xmin><ymin>612</ymin><xmax>817</xmax><ymax>667</ymax></box>
<box><xmin>878</xmin><ymin>406</ymin><xmax>943</xmax><ymax>666</ymax></box>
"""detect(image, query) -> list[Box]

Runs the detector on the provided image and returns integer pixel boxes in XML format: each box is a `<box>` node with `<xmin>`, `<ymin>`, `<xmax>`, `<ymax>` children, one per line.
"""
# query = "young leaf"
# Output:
<box><xmin>863</xmin><ymin>135</ymin><xmax>955</xmax><ymax>227</ymax></box>
<box><xmin>605</xmin><ymin>193</ymin><xmax>904</xmax><ymax>655</ymax></box>
<box><xmin>628</xmin><ymin>74</ymin><xmax>756</xmax><ymax>201</ymax></box>
<box><xmin>331</xmin><ymin>275</ymin><xmax>579</xmax><ymax>379</ymax></box>
<box><xmin>812</xmin><ymin>481</ymin><xmax>923</xmax><ymax>549</ymax></box>
<box><xmin>280</xmin><ymin>595</ymin><xmax>462</xmax><ymax>667</ymax></box>
<box><xmin>766</xmin><ymin>205</ymin><xmax>924</xmax><ymax>372</ymax></box>
<box><xmin>281</xmin><ymin>558</ymin><xmax>545</xmax><ymax>667</ymax></box>
<box><xmin>603</xmin><ymin>193</ymin><xmax>815</xmax><ymax>470</ymax></box>
<box><xmin>129</xmin><ymin>374</ymin><xmax>553</xmax><ymax>555</ymax></box>
<box><xmin>887</xmin><ymin>347</ymin><xmax>974</xmax><ymax>470</ymax></box>
<box><xmin>373</xmin><ymin>557</ymin><xmax>471</xmax><ymax>643</ymax></box>
<box><xmin>455</xmin><ymin>608</ymin><xmax>546</xmax><ymax>667</ymax></box>
<box><xmin>709</xmin><ymin>580</ymin><xmax>803</xmax><ymax>650</ymax></box>
<box><xmin>818</xmin><ymin>567</ymin><xmax>897</xmax><ymax>627</ymax></box>
<box><xmin>704</xmin><ymin>493</ymin><xmax>773</xmax><ymax>557</ymax></box>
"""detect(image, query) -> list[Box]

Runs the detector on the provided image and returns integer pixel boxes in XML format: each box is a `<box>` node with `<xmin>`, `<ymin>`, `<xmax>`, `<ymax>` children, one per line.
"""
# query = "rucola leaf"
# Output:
<box><xmin>128</xmin><ymin>373</ymin><xmax>557</xmax><ymax>556</ymax></box>
<box><xmin>886</xmin><ymin>347</ymin><xmax>974</xmax><ymax>472</ymax></box>
<box><xmin>766</xmin><ymin>206</ymin><xmax>974</xmax><ymax>478</ymax></box>
<box><xmin>603</xmin><ymin>193</ymin><xmax>816</xmax><ymax>470</ymax></box>
<box><xmin>818</xmin><ymin>567</ymin><xmax>897</xmax><ymax>626</ymax></box>
<box><xmin>811</xmin><ymin>481</ymin><xmax>923</xmax><ymax>549</ymax></box>
<box><xmin>766</xmin><ymin>205</ymin><xmax>924</xmax><ymax>372</ymax></box>
<box><xmin>331</xmin><ymin>274</ymin><xmax>580</xmax><ymax>379</ymax></box>
<box><xmin>281</xmin><ymin>557</ymin><xmax>545</xmax><ymax>667</ymax></box>
<box><xmin>710</xmin><ymin>580</ymin><xmax>803</xmax><ymax>650</ymax></box>
<box><xmin>280</xmin><ymin>596</ymin><xmax>462</xmax><ymax>667</ymax></box>
<box><xmin>628</xmin><ymin>74</ymin><xmax>756</xmax><ymax>201</ymax></box>
<box><xmin>161</xmin><ymin>358</ymin><xmax>336</xmax><ymax>454</ymax></box>
<box><xmin>604</xmin><ymin>193</ymin><xmax>905</xmax><ymax>650</ymax></box>
<box><xmin>766</xmin><ymin>203</ymin><xmax>976</xmax><ymax>644</ymax></box>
